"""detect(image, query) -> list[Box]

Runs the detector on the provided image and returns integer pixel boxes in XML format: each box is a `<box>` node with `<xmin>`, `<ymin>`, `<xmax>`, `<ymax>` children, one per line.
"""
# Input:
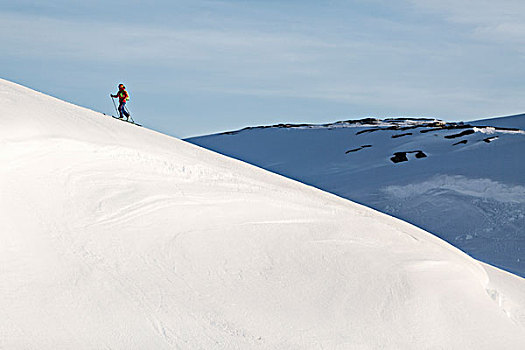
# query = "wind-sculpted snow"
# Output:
<box><xmin>1</xmin><ymin>79</ymin><xmax>525</xmax><ymax>348</ymax></box>
<box><xmin>381</xmin><ymin>175</ymin><xmax>525</xmax><ymax>275</ymax></box>
<box><xmin>383</xmin><ymin>175</ymin><xmax>525</xmax><ymax>204</ymax></box>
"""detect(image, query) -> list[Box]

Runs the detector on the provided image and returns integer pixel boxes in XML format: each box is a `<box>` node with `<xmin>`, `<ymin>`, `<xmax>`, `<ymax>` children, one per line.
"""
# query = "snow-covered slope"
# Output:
<box><xmin>2</xmin><ymin>80</ymin><xmax>525</xmax><ymax>349</ymax></box>
<box><xmin>472</xmin><ymin>113</ymin><xmax>525</xmax><ymax>129</ymax></box>
<box><xmin>187</xmin><ymin>117</ymin><xmax>525</xmax><ymax>278</ymax></box>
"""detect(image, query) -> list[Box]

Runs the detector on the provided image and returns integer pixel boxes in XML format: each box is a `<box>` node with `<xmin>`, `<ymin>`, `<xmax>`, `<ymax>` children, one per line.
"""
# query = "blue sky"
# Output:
<box><xmin>2</xmin><ymin>0</ymin><xmax>525</xmax><ymax>138</ymax></box>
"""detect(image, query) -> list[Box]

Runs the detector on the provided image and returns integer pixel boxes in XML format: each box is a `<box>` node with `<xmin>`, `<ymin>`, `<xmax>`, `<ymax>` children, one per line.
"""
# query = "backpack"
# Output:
<box><xmin>119</xmin><ymin>90</ymin><xmax>130</xmax><ymax>102</ymax></box>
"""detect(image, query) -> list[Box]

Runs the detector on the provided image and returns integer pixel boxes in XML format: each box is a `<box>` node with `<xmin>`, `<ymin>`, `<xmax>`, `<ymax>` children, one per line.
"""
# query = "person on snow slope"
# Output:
<box><xmin>111</xmin><ymin>84</ymin><xmax>130</xmax><ymax>120</ymax></box>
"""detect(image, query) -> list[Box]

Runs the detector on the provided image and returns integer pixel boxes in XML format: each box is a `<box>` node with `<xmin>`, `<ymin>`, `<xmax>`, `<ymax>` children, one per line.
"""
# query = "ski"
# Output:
<box><xmin>102</xmin><ymin>113</ymin><xmax>142</xmax><ymax>127</ymax></box>
<box><xmin>113</xmin><ymin>116</ymin><xmax>142</xmax><ymax>127</ymax></box>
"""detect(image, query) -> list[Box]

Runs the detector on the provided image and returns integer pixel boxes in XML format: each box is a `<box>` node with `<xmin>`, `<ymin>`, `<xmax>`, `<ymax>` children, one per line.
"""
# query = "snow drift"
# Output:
<box><xmin>1</xmin><ymin>79</ymin><xmax>525</xmax><ymax>349</ymax></box>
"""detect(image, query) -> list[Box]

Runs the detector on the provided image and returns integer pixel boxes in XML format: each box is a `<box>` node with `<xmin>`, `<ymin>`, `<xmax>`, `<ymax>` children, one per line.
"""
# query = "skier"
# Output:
<box><xmin>110</xmin><ymin>84</ymin><xmax>130</xmax><ymax>120</ymax></box>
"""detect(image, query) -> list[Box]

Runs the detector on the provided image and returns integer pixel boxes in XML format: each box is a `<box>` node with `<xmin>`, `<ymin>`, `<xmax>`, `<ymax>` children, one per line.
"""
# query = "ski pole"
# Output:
<box><xmin>110</xmin><ymin>96</ymin><xmax>119</xmax><ymax>117</ymax></box>
<box><xmin>124</xmin><ymin>105</ymin><xmax>135</xmax><ymax>123</ymax></box>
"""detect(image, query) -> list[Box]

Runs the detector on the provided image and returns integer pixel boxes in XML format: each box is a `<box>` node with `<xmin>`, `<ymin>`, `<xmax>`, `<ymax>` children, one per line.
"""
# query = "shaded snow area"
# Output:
<box><xmin>1</xmin><ymin>79</ymin><xmax>525</xmax><ymax>349</ymax></box>
<box><xmin>382</xmin><ymin>176</ymin><xmax>525</xmax><ymax>276</ymax></box>
<box><xmin>187</xmin><ymin>115</ymin><xmax>525</xmax><ymax>278</ymax></box>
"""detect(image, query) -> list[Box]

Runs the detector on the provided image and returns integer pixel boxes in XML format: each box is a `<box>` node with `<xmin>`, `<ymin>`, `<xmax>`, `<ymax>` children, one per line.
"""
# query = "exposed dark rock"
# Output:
<box><xmin>338</xmin><ymin>118</ymin><xmax>381</xmax><ymax>125</ymax></box>
<box><xmin>415</xmin><ymin>151</ymin><xmax>427</xmax><ymax>158</ymax></box>
<box><xmin>276</xmin><ymin>123</ymin><xmax>310</xmax><ymax>128</ymax></box>
<box><xmin>356</xmin><ymin>128</ymin><xmax>381</xmax><ymax>135</ymax></box>
<box><xmin>391</xmin><ymin>152</ymin><xmax>408</xmax><ymax>163</ymax></box>
<box><xmin>392</xmin><ymin>133</ymin><xmax>413</xmax><ymax>139</ymax></box>
<box><xmin>453</xmin><ymin>140</ymin><xmax>468</xmax><ymax>146</ymax></box>
<box><xmin>345</xmin><ymin>144</ymin><xmax>373</xmax><ymax>154</ymax></box>
<box><xmin>390</xmin><ymin>150</ymin><xmax>427</xmax><ymax>163</ymax></box>
<box><xmin>357</xmin><ymin>120</ymin><xmax>450</xmax><ymax>136</ymax></box>
<box><xmin>483</xmin><ymin>136</ymin><xmax>499</xmax><ymax>143</ymax></box>
<box><xmin>444</xmin><ymin>129</ymin><xmax>475</xmax><ymax>139</ymax></box>
<box><xmin>419</xmin><ymin>128</ymin><xmax>441</xmax><ymax>133</ymax></box>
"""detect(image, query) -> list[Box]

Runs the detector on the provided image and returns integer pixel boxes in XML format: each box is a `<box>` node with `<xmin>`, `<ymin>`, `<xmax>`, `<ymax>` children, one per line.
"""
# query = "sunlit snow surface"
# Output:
<box><xmin>188</xmin><ymin>116</ymin><xmax>525</xmax><ymax>278</ymax></box>
<box><xmin>1</xmin><ymin>79</ymin><xmax>525</xmax><ymax>348</ymax></box>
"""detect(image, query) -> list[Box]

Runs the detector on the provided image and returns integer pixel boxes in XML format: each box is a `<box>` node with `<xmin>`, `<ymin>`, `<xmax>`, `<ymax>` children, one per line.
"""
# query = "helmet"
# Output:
<box><xmin>118</xmin><ymin>84</ymin><xmax>125</xmax><ymax>89</ymax></box>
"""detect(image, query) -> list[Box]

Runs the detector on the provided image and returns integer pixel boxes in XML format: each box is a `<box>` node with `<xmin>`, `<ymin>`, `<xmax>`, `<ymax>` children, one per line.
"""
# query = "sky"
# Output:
<box><xmin>2</xmin><ymin>0</ymin><xmax>525</xmax><ymax>138</ymax></box>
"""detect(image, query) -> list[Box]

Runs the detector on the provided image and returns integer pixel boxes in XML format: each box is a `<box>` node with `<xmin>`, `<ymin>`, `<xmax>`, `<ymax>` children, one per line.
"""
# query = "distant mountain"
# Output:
<box><xmin>187</xmin><ymin>116</ymin><xmax>525</xmax><ymax>277</ymax></box>
<box><xmin>472</xmin><ymin>113</ymin><xmax>525</xmax><ymax>129</ymax></box>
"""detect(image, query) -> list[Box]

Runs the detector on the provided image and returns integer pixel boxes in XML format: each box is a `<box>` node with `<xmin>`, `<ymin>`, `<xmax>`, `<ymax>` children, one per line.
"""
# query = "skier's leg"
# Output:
<box><xmin>118</xmin><ymin>103</ymin><xmax>125</xmax><ymax>118</ymax></box>
<box><xmin>123</xmin><ymin>104</ymin><xmax>130</xmax><ymax>120</ymax></box>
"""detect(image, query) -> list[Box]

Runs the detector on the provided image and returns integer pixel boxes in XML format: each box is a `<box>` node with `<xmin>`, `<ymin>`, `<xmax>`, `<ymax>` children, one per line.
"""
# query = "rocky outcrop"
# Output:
<box><xmin>483</xmin><ymin>136</ymin><xmax>499</xmax><ymax>143</ymax></box>
<box><xmin>444</xmin><ymin>129</ymin><xmax>475</xmax><ymax>139</ymax></box>
<box><xmin>391</xmin><ymin>150</ymin><xmax>427</xmax><ymax>163</ymax></box>
<box><xmin>346</xmin><ymin>145</ymin><xmax>372</xmax><ymax>154</ymax></box>
<box><xmin>453</xmin><ymin>140</ymin><xmax>468</xmax><ymax>146</ymax></box>
<box><xmin>392</xmin><ymin>132</ymin><xmax>413</xmax><ymax>138</ymax></box>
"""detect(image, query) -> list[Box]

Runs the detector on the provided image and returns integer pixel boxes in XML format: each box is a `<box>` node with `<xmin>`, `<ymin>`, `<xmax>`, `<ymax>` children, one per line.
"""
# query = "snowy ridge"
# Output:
<box><xmin>213</xmin><ymin>117</ymin><xmax>524</xmax><ymax>136</ymax></box>
<box><xmin>215</xmin><ymin>118</ymin><xmax>442</xmax><ymax>135</ymax></box>
<box><xmin>1</xmin><ymin>79</ymin><xmax>525</xmax><ymax>348</ymax></box>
